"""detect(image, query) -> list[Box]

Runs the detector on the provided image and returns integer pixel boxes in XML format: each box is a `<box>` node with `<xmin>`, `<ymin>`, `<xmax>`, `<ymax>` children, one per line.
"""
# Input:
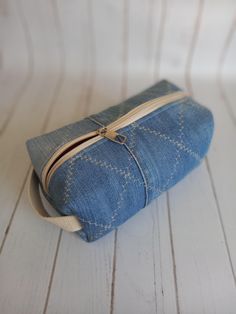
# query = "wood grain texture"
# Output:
<box><xmin>0</xmin><ymin>0</ymin><xmax>236</xmax><ymax>313</ymax></box>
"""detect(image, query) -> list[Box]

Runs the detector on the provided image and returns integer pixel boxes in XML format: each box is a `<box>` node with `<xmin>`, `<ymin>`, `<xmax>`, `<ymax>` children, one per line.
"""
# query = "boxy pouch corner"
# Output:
<box><xmin>26</xmin><ymin>80</ymin><xmax>214</xmax><ymax>242</ymax></box>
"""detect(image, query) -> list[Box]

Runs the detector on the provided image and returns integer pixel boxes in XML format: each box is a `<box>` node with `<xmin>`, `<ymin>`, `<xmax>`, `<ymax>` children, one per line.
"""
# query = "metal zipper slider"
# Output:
<box><xmin>97</xmin><ymin>127</ymin><xmax>127</xmax><ymax>144</ymax></box>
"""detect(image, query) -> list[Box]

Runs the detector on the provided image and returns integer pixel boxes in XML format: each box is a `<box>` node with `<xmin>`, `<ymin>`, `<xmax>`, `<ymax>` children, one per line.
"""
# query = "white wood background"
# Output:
<box><xmin>0</xmin><ymin>0</ymin><xmax>236</xmax><ymax>313</ymax></box>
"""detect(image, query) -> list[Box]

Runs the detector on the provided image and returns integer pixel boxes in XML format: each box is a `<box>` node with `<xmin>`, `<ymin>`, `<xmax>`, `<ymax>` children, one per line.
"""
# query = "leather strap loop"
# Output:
<box><xmin>28</xmin><ymin>169</ymin><xmax>82</xmax><ymax>232</ymax></box>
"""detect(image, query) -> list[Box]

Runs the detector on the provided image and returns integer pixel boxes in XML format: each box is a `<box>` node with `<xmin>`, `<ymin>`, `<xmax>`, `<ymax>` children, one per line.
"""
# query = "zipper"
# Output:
<box><xmin>42</xmin><ymin>91</ymin><xmax>188</xmax><ymax>192</ymax></box>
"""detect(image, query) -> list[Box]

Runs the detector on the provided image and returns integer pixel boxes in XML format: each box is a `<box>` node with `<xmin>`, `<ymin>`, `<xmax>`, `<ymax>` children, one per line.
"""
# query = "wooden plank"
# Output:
<box><xmin>113</xmin><ymin>194</ymin><xmax>178</xmax><ymax>314</ymax></box>
<box><xmin>0</xmin><ymin>0</ymin><xmax>86</xmax><ymax>312</ymax></box>
<box><xmin>46</xmin><ymin>230</ymin><xmax>115</xmax><ymax>314</ymax></box>
<box><xmin>168</xmin><ymin>163</ymin><xmax>236</xmax><ymax>313</ymax></box>
<box><xmin>152</xmin><ymin>195</ymin><xmax>179</xmax><ymax>314</ymax></box>
<box><xmin>0</xmin><ymin>56</ymin><xmax>85</xmax><ymax>314</ymax></box>
<box><xmin>190</xmin><ymin>0</ymin><xmax>236</xmax><ymax>282</ymax></box>
<box><xmin>113</xmin><ymin>204</ymin><xmax>161</xmax><ymax>314</ymax></box>
<box><xmin>0</xmin><ymin>70</ymin><xmax>61</xmax><ymax>245</ymax></box>
<box><xmin>124</xmin><ymin>0</ymin><xmax>162</xmax><ymax>95</ymax></box>
<box><xmin>158</xmin><ymin>0</ymin><xmax>200</xmax><ymax>84</ymax></box>
<box><xmin>165</xmin><ymin>1</ymin><xmax>236</xmax><ymax>313</ymax></box>
<box><xmin>192</xmin><ymin>79</ymin><xmax>236</xmax><ymax>277</ymax></box>
<box><xmin>0</xmin><ymin>0</ymin><xmax>62</xmax><ymax>246</ymax></box>
<box><xmin>0</xmin><ymin>0</ymin><xmax>31</xmax><ymax>133</ymax></box>
<box><xmin>157</xmin><ymin>0</ymin><xmax>236</xmax><ymax>313</ymax></box>
<box><xmin>113</xmin><ymin>0</ymin><xmax>206</xmax><ymax>312</ymax></box>
<box><xmin>0</xmin><ymin>71</ymin><xmax>30</xmax><ymax>134</ymax></box>
<box><xmin>112</xmin><ymin>1</ymin><xmax>178</xmax><ymax>313</ymax></box>
<box><xmin>0</xmin><ymin>0</ymin><xmax>29</xmax><ymax>72</ymax></box>
<box><xmin>190</xmin><ymin>0</ymin><xmax>236</xmax><ymax>79</ymax></box>
<box><xmin>44</xmin><ymin>1</ymin><xmax>126</xmax><ymax>313</ymax></box>
<box><xmin>0</xmin><ymin>185</ymin><xmax>61</xmax><ymax>314</ymax></box>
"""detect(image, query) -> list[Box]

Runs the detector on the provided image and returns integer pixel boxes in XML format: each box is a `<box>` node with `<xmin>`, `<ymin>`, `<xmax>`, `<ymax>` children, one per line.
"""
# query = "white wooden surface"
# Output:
<box><xmin>0</xmin><ymin>0</ymin><xmax>236</xmax><ymax>313</ymax></box>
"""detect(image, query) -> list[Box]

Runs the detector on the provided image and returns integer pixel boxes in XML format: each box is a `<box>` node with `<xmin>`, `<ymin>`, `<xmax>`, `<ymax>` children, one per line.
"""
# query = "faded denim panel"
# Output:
<box><xmin>26</xmin><ymin>80</ymin><xmax>214</xmax><ymax>242</ymax></box>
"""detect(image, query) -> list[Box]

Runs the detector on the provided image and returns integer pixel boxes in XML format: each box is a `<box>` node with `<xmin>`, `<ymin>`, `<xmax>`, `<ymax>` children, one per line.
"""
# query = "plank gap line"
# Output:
<box><xmin>43</xmin><ymin>229</ymin><xmax>63</xmax><ymax>314</ymax></box>
<box><xmin>185</xmin><ymin>0</ymin><xmax>204</xmax><ymax>94</ymax></box>
<box><xmin>121</xmin><ymin>0</ymin><xmax>129</xmax><ymax>102</ymax></box>
<box><xmin>152</xmin><ymin>202</ymin><xmax>160</xmax><ymax>314</ymax></box>
<box><xmin>153</xmin><ymin>0</ymin><xmax>167</xmax><ymax>82</ymax></box>
<box><xmin>0</xmin><ymin>0</ymin><xmax>66</xmax><ymax>260</ymax></box>
<box><xmin>205</xmin><ymin>157</ymin><xmax>236</xmax><ymax>287</ymax></box>
<box><xmin>186</xmin><ymin>6</ymin><xmax>236</xmax><ymax>286</ymax></box>
<box><xmin>110</xmin><ymin>229</ymin><xmax>118</xmax><ymax>314</ymax></box>
<box><xmin>0</xmin><ymin>166</ymin><xmax>31</xmax><ymax>255</ymax></box>
<box><xmin>217</xmin><ymin>14</ymin><xmax>236</xmax><ymax>125</ymax></box>
<box><xmin>167</xmin><ymin>192</ymin><xmax>180</xmax><ymax>314</ymax></box>
<box><xmin>83</xmin><ymin>0</ymin><xmax>96</xmax><ymax>112</ymax></box>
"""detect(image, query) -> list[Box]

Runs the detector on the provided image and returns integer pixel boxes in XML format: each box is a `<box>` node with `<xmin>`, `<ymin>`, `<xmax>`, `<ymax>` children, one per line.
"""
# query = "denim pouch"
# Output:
<box><xmin>26</xmin><ymin>80</ymin><xmax>214</xmax><ymax>242</ymax></box>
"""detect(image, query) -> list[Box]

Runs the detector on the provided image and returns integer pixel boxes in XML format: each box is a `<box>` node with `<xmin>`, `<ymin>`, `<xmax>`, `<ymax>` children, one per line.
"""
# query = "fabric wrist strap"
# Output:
<box><xmin>28</xmin><ymin>169</ymin><xmax>82</xmax><ymax>232</ymax></box>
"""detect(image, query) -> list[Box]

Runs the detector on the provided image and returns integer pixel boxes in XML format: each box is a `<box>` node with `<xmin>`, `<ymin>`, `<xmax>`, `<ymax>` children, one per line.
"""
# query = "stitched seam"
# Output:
<box><xmin>136</xmin><ymin>124</ymin><xmax>200</xmax><ymax>160</ymax></box>
<box><xmin>72</xmin><ymin>131</ymin><xmax>148</xmax><ymax>237</ymax></box>
<box><xmin>78</xmin><ymin>153</ymin><xmax>143</xmax><ymax>185</ymax></box>
<box><xmin>90</xmin><ymin>127</ymin><xmax>142</xmax><ymax>238</ymax></box>
<box><xmin>62</xmin><ymin>143</ymin><xmax>143</xmax><ymax>235</ymax></box>
<box><xmin>66</xmin><ymin>178</ymin><xmax>130</xmax><ymax>233</ymax></box>
<box><xmin>124</xmin><ymin>143</ymin><xmax>149</xmax><ymax>207</ymax></box>
<box><xmin>123</xmin><ymin>121</ymin><xmax>137</xmax><ymax>174</ymax></box>
<box><xmin>124</xmin><ymin>122</ymin><xmax>150</xmax><ymax>206</ymax></box>
<box><xmin>156</xmin><ymin>103</ymin><xmax>185</xmax><ymax>194</ymax></box>
<box><xmin>76</xmin><ymin>165</ymin><xmax>132</xmax><ymax>236</ymax></box>
<box><xmin>79</xmin><ymin>129</ymin><xmax>149</xmax><ymax>237</ymax></box>
<box><xmin>62</xmin><ymin>158</ymin><xmax>75</xmax><ymax>204</ymax></box>
<box><xmin>62</xmin><ymin>141</ymin><xmax>143</xmax><ymax>208</ymax></box>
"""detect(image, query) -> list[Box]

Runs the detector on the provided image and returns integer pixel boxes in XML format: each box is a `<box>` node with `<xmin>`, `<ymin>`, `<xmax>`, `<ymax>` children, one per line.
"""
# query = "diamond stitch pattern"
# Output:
<box><xmin>27</xmin><ymin>80</ymin><xmax>214</xmax><ymax>241</ymax></box>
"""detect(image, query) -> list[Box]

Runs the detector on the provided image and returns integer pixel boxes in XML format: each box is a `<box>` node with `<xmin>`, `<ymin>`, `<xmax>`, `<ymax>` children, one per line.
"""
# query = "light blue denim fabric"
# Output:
<box><xmin>26</xmin><ymin>80</ymin><xmax>214</xmax><ymax>242</ymax></box>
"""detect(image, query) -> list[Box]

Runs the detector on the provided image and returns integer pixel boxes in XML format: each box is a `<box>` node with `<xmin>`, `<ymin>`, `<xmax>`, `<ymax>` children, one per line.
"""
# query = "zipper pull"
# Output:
<box><xmin>97</xmin><ymin>127</ymin><xmax>127</xmax><ymax>144</ymax></box>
